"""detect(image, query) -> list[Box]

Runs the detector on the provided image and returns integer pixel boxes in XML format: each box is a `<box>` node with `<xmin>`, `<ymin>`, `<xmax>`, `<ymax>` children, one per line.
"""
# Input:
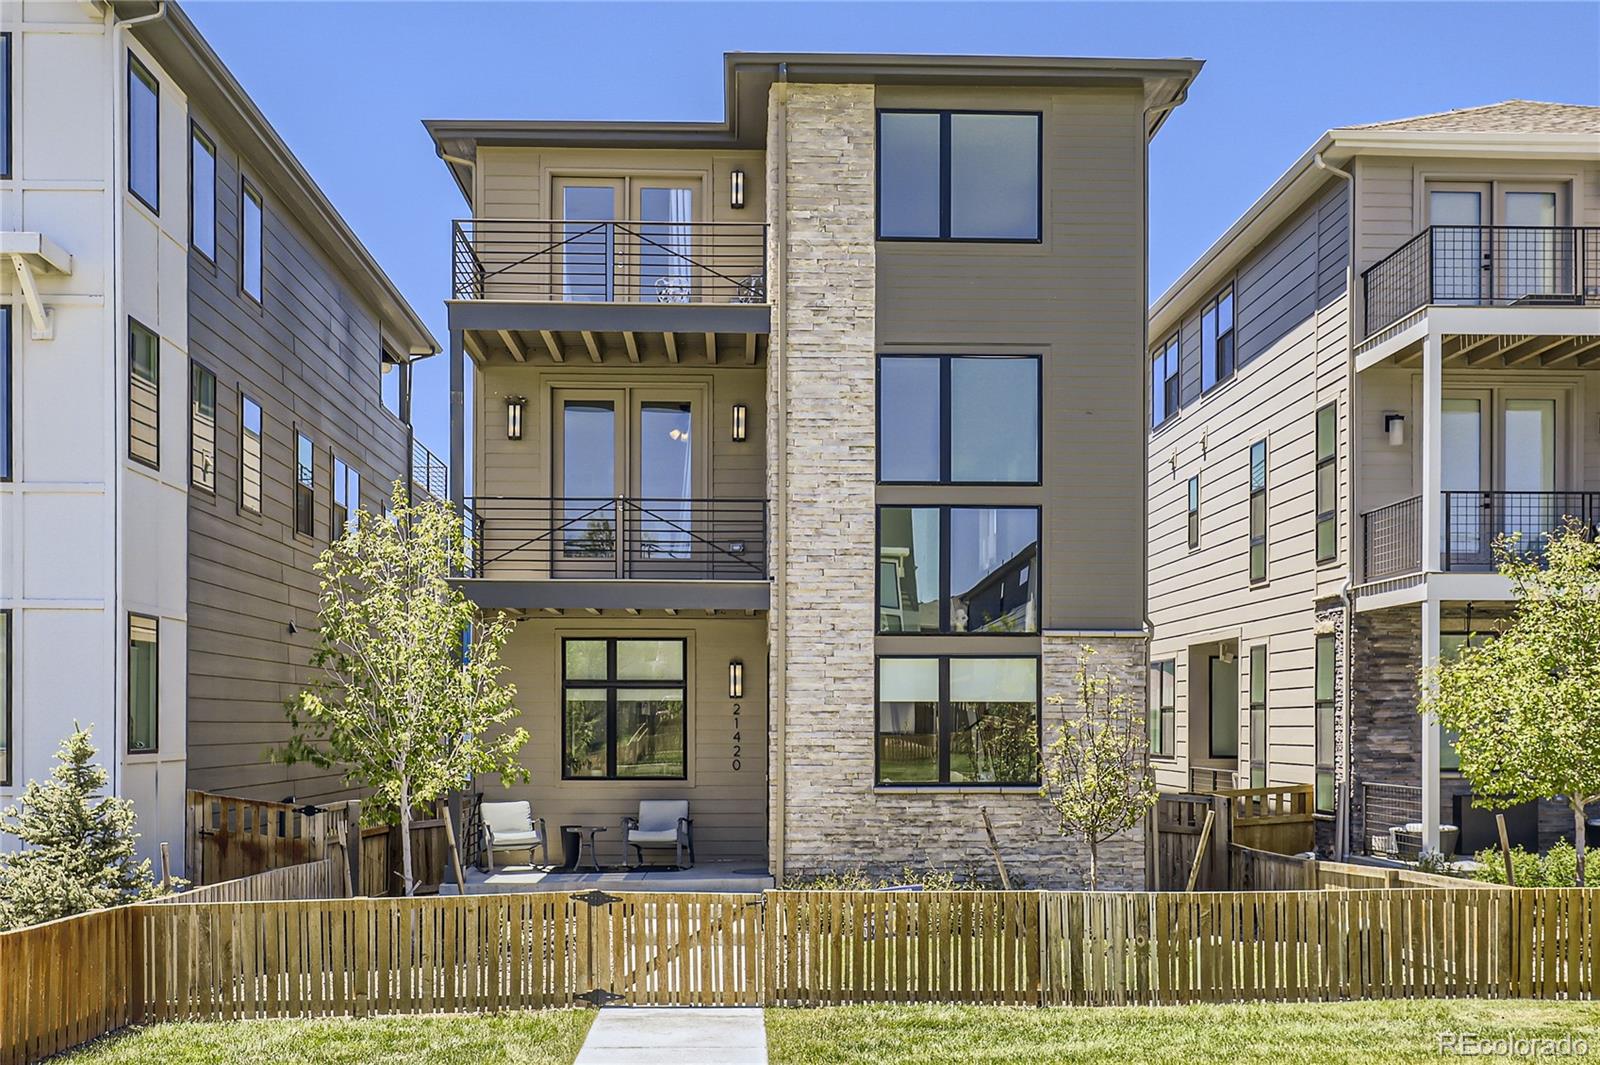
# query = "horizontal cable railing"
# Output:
<box><xmin>1443</xmin><ymin>490</ymin><xmax>1600</xmax><ymax>571</ymax></box>
<box><xmin>452</xmin><ymin>218</ymin><xmax>769</xmax><ymax>304</ymax></box>
<box><xmin>1361</xmin><ymin>494</ymin><xmax>1421</xmax><ymax>582</ymax></box>
<box><xmin>464</xmin><ymin>496</ymin><xmax>768</xmax><ymax>580</ymax></box>
<box><xmin>411</xmin><ymin>437</ymin><xmax>448</xmax><ymax>500</ymax></box>
<box><xmin>1361</xmin><ymin>225</ymin><xmax>1600</xmax><ymax>337</ymax></box>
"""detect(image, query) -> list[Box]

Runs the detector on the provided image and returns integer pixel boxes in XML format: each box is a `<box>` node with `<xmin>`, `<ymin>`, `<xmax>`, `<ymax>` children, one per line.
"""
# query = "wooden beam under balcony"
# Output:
<box><xmin>1539</xmin><ymin>335</ymin><xmax>1600</xmax><ymax>366</ymax></box>
<box><xmin>539</xmin><ymin>329</ymin><xmax>564</xmax><ymax>363</ymax></box>
<box><xmin>498</xmin><ymin>330</ymin><xmax>527</xmax><ymax>362</ymax></box>
<box><xmin>622</xmin><ymin>332</ymin><xmax>640</xmax><ymax>363</ymax></box>
<box><xmin>664</xmin><ymin>332</ymin><xmax>679</xmax><ymax>363</ymax></box>
<box><xmin>581</xmin><ymin>331</ymin><xmax>602</xmax><ymax>363</ymax></box>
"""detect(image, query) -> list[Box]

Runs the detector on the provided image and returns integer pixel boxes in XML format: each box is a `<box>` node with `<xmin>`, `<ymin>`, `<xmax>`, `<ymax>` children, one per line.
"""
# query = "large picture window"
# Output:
<box><xmin>1149</xmin><ymin>659</ymin><xmax>1175</xmax><ymax>758</ymax></box>
<box><xmin>877</xmin><ymin>656</ymin><xmax>1038</xmax><ymax>786</ymax></box>
<box><xmin>563</xmin><ymin>638</ymin><xmax>686</xmax><ymax>780</ymax></box>
<box><xmin>129</xmin><ymin>319</ymin><xmax>160</xmax><ymax>469</ymax></box>
<box><xmin>127</xmin><ymin>53</ymin><xmax>159</xmax><ymax>212</ymax></box>
<box><xmin>878</xmin><ymin>355</ymin><xmax>1039</xmax><ymax>484</ymax></box>
<box><xmin>1249</xmin><ymin>439</ymin><xmax>1268</xmax><ymax>584</ymax></box>
<box><xmin>1315</xmin><ymin>402</ymin><xmax>1337</xmax><ymax>563</ymax></box>
<box><xmin>878</xmin><ymin>110</ymin><xmax>1041</xmax><ymax>241</ymax></box>
<box><xmin>878</xmin><ymin>506</ymin><xmax>1039</xmax><ymax>634</ymax></box>
<box><xmin>128</xmin><ymin>614</ymin><xmax>158</xmax><ymax>754</ymax></box>
<box><xmin>1315</xmin><ymin>633</ymin><xmax>1336</xmax><ymax>814</ymax></box>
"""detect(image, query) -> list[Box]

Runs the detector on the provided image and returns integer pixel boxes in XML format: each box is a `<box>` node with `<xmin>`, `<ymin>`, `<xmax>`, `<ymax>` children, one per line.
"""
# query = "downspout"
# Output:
<box><xmin>108</xmin><ymin>1</ymin><xmax>168</xmax><ymax>795</ymax></box>
<box><xmin>1315</xmin><ymin>150</ymin><xmax>1356</xmax><ymax>859</ymax></box>
<box><xmin>768</xmin><ymin>64</ymin><xmax>789</xmax><ymax>885</ymax></box>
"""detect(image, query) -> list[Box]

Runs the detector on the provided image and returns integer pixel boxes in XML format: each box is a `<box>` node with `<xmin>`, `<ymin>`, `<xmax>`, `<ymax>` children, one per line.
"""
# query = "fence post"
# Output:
<box><xmin>344</xmin><ymin>800</ymin><xmax>363</xmax><ymax>897</ymax></box>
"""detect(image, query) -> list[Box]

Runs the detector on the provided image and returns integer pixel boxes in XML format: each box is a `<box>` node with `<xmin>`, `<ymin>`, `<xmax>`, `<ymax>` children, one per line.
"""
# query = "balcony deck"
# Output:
<box><xmin>1360</xmin><ymin>490</ymin><xmax>1600</xmax><ymax>584</ymax></box>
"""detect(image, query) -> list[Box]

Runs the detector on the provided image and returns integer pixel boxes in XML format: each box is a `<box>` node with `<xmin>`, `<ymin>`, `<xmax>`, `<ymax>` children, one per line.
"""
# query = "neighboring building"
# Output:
<box><xmin>431</xmin><ymin>51</ymin><xmax>1199</xmax><ymax>887</ymax></box>
<box><xmin>0</xmin><ymin>0</ymin><xmax>437</xmax><ymax>871</ymax></box>
<box><xmin>1146</xmin><ymin>101</ymin><xmax>1600</xmax><ymax>861</ymax></box>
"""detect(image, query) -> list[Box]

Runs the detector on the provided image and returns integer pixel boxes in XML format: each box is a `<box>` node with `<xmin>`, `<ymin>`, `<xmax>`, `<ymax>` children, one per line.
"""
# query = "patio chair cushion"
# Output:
<box><xmin>488</xmin><ymin>828</ymin><xmax>543</xmax><ymax>848</ymax></box>
<box><xmin>625</xmin><ymin>828</ymin><xmax>679</xmax><ymax>846</ymax></box>
<box><xmin>482</xmin><ymin>800</ymin><xmax>535</xmax><ymax>838</ymax></box>
<box><xmin>635</xmin><ymin>800</ymin><xmax>689</xmax><ymax>834</ymax></box>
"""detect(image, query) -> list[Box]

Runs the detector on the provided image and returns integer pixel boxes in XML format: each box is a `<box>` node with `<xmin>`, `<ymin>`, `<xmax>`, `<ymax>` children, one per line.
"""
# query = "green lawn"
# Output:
<box><xmin>765</xmin><ymin>1001</ymin><xmax>1600</xmax><ymax>1064</ymax></box>
<box><xmin>60</xmin><ymin>1011</ymin><xmax>594</xmax><ymax>1065</ymax></box>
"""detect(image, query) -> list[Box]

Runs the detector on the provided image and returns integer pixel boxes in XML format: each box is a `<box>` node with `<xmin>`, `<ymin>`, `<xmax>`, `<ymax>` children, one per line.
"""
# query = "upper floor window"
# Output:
<box><xmin>563</xmin><ymin>638</ymin><xmax>686</xmax><ymax>780</ymax></box>
<box><xmin>1151</xmin><ymin>334</ymin><xmax>1179</xmax><ymax>428</ymax></box>
<box><xmin>128</xmin><ymin>613</ymin><xmax>159</xmax><ymax>754</ymax></box>
<box><xmin>1249</xmin><ymin>439</ymin><xmax>1267</xmax><ymax>584</ymax></box>
<box><xmin>1</xmin><ymin>305</ymin><xmax>11</xmax><ymax>481</ymax></box>
<box><xmin>242</xmin><ymin>180</ymin><xmax>263</xmax><ymax>301</ymax></box>
<box><xmin>128</xmin><ymin>319</ymin><xmax>160</xmax><ymax>469</ymax></box>
<box><xmin>1315</xmin><ymin>402</ymin><xmax>1337</xmax><ymax>563</ymax></box>
<box><xmin>1149</xmin><ymin>659</ymin><xmax>1175</xmax><ymax>758</ymax></box>
<box><xmin>2</xmin><ymin>34</ymin><xmax>12</xmax><ymax>180</ymax></box>
<box><xmin>127</xmin><ymin>53</ymin><xmax>159</xmax><ymax>212</ymax></box>
<box><xmin>879</xmin><ymin>505</ymin><xmax>1039</xmax><ymax>635</ymax></box>
<box><xmin>381</xmin><ymin>349</ymin><xmax>403</xmax><ymax>417</ymax></box>
<box><xmin>877</xmin><ymin>655</ymin><xmax>1039</xmax><ymax>786</ymax></box>
<box><xmin>1200</xmin><ymin>287</ymin><xmax>1235</xmax><ymax>392</ymax></box>
<box><xmin>190</xmin><ymin>362</ymin><xmax>216</xmax><ymax>491</ymax></box>
<box><xmin>190</xmin><ymin>124</ymin><xmax>216</xmax><ymax>260</ymax></box>
<box><xmin>332</xmin><ymin>454</ymin><xmax>359</xmax><ymax>538</ymax></box>
<box><xmin>240</xmin><ymin>394</ymin><xmax>263</xmax><ymax>514</ymax></box>
<box><xmin>1186</xmin><ymin>475</ymin><xmax>1200</xmax><ymax>550</ymax></box>
<box><xmin>295</xmin><ymin>431</ymin><xmax>315</xmax><ymax>537</ymax></box>
<box><xmin>877</xmin><ymin>111</ymin><xmax>1041</xmax><ymax>242</ymax></box>
<box><xmin>878</xmin><ymin>355</ymin><xmax>1039</xmax><ymax>484</ymax></box>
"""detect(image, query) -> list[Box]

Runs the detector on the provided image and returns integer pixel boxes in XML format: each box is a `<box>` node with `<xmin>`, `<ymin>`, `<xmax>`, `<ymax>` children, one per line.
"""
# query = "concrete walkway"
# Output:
<box><xmin>573</xmin><ymin>1007</ymin><xmax>768</xmax><ymax>1065</ymax></box>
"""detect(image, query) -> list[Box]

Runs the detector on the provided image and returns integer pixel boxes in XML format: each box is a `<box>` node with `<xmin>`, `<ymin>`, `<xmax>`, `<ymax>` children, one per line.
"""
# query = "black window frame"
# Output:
<box><xmin>239</xmin><ymin>392</ymin><xmax>263</xmax><ymax>515</ymax></box>
<box><xmin>1314</xmin><ymin>633</ymin><xmax>1336</xmax><ymax>814</ymax></box>
<box><xmin>0</xmin><ymin>608</ymin><xmax>11</xmax><ymax>787</ymax></box>
<box><xmin>1</xmin><ymin>305</ymin><xmax>11</xmax><ymax>482</ymax></box>
<box><xmin>1</xmin><ymin>33</ymin><xmax>12</xmax><ymax>181</ymax></box>
<box><xmin>128</xmin><ymin>318</ymin><xmax>160</xmax><ymax>469</ymax></box>
<box><xmin>875</xmin><ymin>109</ymin><xmax>1043</xmax><ymax>244</ymax></box>
<box><xmin>1249</xmin><ymin>439</ymin><xmax>1268</xmax><ymax>585</ymax></box>
<box><xmin>331</xmin><ymin>451</ymin><xmax>359</xmax><ymax>539</ymax></box>
<box><xmin>1248</xmin><ymin>643</ymin><xmax>1267</xmax><ymax>788</ymax></box>
<box><xmin>128</xmin><ymin>612</ymin><xmax>159</xmax><ymax>755</ymax></box>
<box><xmin>560</xmin><ymin>636</ymin><xmax>688</xmax><ymax>782</ymax></box>
<box><xmin>188</xmin><ymin>121</ymin><xmax>217</xmax><ymax>262</ymax></box>
<box><xmin>1315</xmin><ymin>401</ymin><xmax>1338</xmax><ymax>564</ymax></box>
<box><xmin>876</xmin><ymin>353</ymin><xmax>1042</xmax><ymax>486</ymax></box>
<box><xmin>1151</xmin><ymin>332</ymin><xmax>1180</xmax><ymax>429</ymax></box>
<box><xmin>875</xmin><ymin>503</ymin><xmax>1042</xmax><ymax>636</ymax></box>
<box><xmin>1186</xmin><ymin>474</ymin><xmax>1200</xmax><ymax>550</ymax></box>
<box><xmin>126</xmin><ymin>51</ymin><xmax>159</xmax><ymax>214</ymax></box>
<box><xmin>1149</xmin><ymin>658</ymin><xmax>1175</xmax><ymax>759</ymax></box>
<box><xmin>241</xmin><ymin>177</ymin><xmax>264</xmax><ymax>302</ymax></box>
<box><xmin>294</xmin><ymin>429</ymin><xmax>315</xmax><ymax>538</ymax></box>
<box><xmin>874</xmin><ymin>654</ymin><xmax>1041</xmax><ymax>787</ymax></box>
<box><xmin>189</xmin><ymin>361</ymin><xmax>216</xmax><ymax>492</ymax></box>
<box><xmin>1200</xmin><ymin>285</ymin><xmax>1236</xmax><ymax>394</ymax></box>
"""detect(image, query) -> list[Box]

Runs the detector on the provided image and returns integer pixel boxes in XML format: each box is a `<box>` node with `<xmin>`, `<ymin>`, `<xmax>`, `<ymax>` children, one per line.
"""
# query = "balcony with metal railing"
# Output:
<box><xmin>1361</xmin><ymin>490</ymin><xmax>1600</xmax><ymax>582</ymax></box>
<box><xmin>1361</xmin><ymin>225</ymin><xmax>1600</xmax><ymax>339</ymax></box>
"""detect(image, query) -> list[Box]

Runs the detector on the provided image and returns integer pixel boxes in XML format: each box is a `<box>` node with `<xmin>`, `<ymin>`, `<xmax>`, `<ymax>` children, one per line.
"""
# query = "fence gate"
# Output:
<box><xmin>567</xmin><ymin>890</ymin><xmax>764</xmax><ymax>1006</ymax></box>
<box><xmin>186</xmin><ymin>790</ymin><xmax>350</xmax><ymax>885</ymax></box>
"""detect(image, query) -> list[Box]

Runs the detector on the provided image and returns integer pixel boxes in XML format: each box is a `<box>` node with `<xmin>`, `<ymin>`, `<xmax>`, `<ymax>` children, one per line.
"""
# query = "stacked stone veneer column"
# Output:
<box><xmin>766</xmin><ymin>84</ymin><xmax>1147</xmax><ymax>890</ymax></box>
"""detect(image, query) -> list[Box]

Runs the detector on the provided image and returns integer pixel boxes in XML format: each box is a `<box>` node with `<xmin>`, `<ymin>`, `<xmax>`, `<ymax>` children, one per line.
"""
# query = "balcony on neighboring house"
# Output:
<box><xmin>1361</xmin><ymin>490</ymin><xmax>1600</xmax><ymax>582</ymax></box>
<box><xmin>411</xmin><ymin>437</ymin><xmax>448</xmax><ymax>502</ymax></box>
<box><xmin>1362</xmin><ymin>225</ymin><xmax>1600</xmax><ymax>339</ymax></box>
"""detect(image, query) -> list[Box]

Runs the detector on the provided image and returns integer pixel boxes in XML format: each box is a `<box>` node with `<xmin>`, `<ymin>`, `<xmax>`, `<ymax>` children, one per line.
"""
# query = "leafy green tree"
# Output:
<box><xmin>0</xmin><ymin>726</ymin><xmax>165</xmax><ymax>930</ymax></box>
<box><xmin>1039</xmin><ymin>649</ymin><xmax>1159</xmax><ymax>890</ymax></box>
<box><xmin>1420</xmin><ymin>518</ymin><xmax>1600</xmax><ymax>886</ymax></box>
<box><xmin>281</xmin><ymin>483</ymin><xmax>529</xmax><ymax>895</ymax></box>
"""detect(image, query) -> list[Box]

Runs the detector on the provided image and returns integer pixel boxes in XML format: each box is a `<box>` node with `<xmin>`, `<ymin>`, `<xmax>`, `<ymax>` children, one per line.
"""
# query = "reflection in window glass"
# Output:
<box><xmin>949</xmin><ymin>658</ymin><xmax>1038</xmax><ymax>784</ymax></box>
<box><xmin>949</xmin><ymin>114</ymin><xmax>1039</xmax><ymax>240</ymax></box>
<box><xmin>949</xmin><ymin>508</ymin><xmax>1038</xmax><ymax>634</ymax></box>
<box><xmin>950</xmin><ymin>356</ymin><xmax>1038</xmax><ymax>482</ymax></box>
<box><xmin>1314</xmin><ymin>634</ymin><xmax>1336</xmax><ymax>813</ymax></box>
<box><xmin>242</xmin><ymin>183</ymin><xmax>264</xmax><ymax>300</ymax></box>
<box><xmin>876</xmin><ymin>658</ymin><xmax>939</xmax><ymax>784</ymax></box>
<box><xmin>563</xmin><ymin>689</ymin><xmax>608</xmax><ymax>778</ymax></box>
<box><xmin>190</xmin><ymin>363</ymin><xmax>216</xmax><ymax>490</ymax></box>
<box><xmin>565</xmin><ymin>639</ymin><xmax>607</xmax><ymax>681</ymax></box>
<box><xmin>878</xmin><ymin>357</ymin><xmax>941</xmax><ymax>482</ymax></box>
<box><xmin>190</xmin><ymin>127</ymin><xmax>216</xmax><ymax>258</ymax></box>
<box><xmin>616</xmin><ymin>689</ymin><xmax>686</xmax><ymax>777</ymax></box>
<box><xmin>295</xmin><ymin>432</ymin><xmax>314</xmax><ymax>537</ymax></box>
<box><xmin>563</xmin><ymin>185</ymin><xmax>617</xmax><ymax>300</ymax></box>
<box><xmin>616</xmin><ymin>639</ymin><xmax>685</xmax><ymax>681</ymax></box>
<box><xmin>878</xmin><ymin>508</ymin><xmax>941</xmax><ymax>633</ymax></box>
<box><xmin>128</xmin><ymin>614</ymin><xmax>158</xmax><ymax>753</ymax></box>
<box><xmin>563</xmin><ymin>400</ymin><xmax>616</xmax><ymax>559</ymax></box>
<box><xmin>877</xmin><ymin>112</ymin><xmax>942</xmax><ymax>238</ymax></box>
<box><xmin>128</xmin><ymin>56</ymin><xmax>159</xmax><ymax>210</ymax></box>
<box><xmin>129</xmin><ymin>320</ymin><xmax>160</xmax><ymax>468</ymax></box>
<box><xmin>241</xmin><ymin>396</ymin><xmax>263</xmax><ymax>513</ymax></box>
<box><xmin>562</xmin><ymin>638</ymin><xmax>687</xmax><ymax>780</ymax></box>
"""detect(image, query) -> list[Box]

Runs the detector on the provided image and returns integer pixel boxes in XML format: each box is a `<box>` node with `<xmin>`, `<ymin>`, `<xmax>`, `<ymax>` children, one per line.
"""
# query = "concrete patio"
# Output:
<box><xmin>441</xmin><ymin>859</ymin><xmax>774</xmax><ymax>895</ymax></box>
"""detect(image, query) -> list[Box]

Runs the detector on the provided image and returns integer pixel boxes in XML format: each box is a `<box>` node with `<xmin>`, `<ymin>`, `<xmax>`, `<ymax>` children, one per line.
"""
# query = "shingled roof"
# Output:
<box><xmin>1342</xmin><ymin>99</ymin><xmax>1600</xmax><ymax>135</ymax></box>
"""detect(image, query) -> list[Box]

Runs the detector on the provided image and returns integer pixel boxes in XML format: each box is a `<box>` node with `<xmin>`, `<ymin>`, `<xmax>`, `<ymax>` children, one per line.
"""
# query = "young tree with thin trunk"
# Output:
<box><xmin>1039</xmin><ymin>648</ymin><xmax>1159</xmax><ymax>890</ymax></box>
<box><xmin>1420</xmin><ymin>518</ymin><xmax>1600</xmax><ymax>886</ymax></box>
<box><xmin>280</xmin><ymin>483</ymin><xmax>528</xmax><ymax>896</ymax></box>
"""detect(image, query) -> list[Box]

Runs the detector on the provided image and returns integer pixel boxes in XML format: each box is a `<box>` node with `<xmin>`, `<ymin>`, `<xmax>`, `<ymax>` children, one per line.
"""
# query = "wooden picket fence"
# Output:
<box><xmin>1230</xmin><ymin>844</ymin><xmax>1503</xmax><ymax>892</ymax></box>
<box><xmin>187</xmin><ymin>790</ymin><xmax>351</xmax><ymax>886</ymax></box>
<box><xmin>148</xmin><ymin>854</ymin><xmax>349</xmax><ymax>906</ymax></box>
<box><xmin>4</xmin><ymin>887</ymin><xmax>1599</xmax><ymax>1064</ymax></box>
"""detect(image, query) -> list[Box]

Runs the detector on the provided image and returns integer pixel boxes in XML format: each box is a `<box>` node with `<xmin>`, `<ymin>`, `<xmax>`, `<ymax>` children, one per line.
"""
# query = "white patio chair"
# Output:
<box><xmin>480</xmin><ymin>800</ymin><xmax>548</xmax><ymax>870</ymax></box>
<box><xmin>622</xmin><ymin>800</ymin><xmax>694</xmax><ymax>869</ymax></box>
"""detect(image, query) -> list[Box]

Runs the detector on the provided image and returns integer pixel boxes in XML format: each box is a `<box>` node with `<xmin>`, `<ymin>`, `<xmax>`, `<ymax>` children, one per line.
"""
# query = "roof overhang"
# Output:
<box><xmin>123</xmin><ymin>1</ymin><xmax>438</xmax><ymax>358</ymax></box>
<box><xmin>428</xmin><ymin>51</ymin><xmax>1203</xmax><ymax>206</ymax></box>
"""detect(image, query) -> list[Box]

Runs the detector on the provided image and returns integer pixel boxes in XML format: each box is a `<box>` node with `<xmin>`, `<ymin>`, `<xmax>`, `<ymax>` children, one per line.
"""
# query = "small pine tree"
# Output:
<box><xmin>0</xmin><ymin>725</ymin><xmax>164</xmax><ymax>930</ymax></box>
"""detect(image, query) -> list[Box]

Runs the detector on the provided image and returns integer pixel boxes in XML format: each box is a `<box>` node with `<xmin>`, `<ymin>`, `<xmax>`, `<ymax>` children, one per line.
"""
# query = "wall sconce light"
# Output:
<box><xmin>730</xmin><ymin>169</ymin><xmax>746</xmax><ymax>210</ymax></box>
<box><xmin>728</xmin><ymin>660</ymin><xmax>744</xmax><ymax>699</ymax></box>
<box><xmin>506</xmin><ymin>395</ymin><xmax>526</xmax><ymax>441</ymax></box>
<box><xmin>1384</xmin><ymin>412</ymin><xmax>1406</xmax><ymax>446</ymax></box>
<box><xmin>732</xmin><ymin>403</ymin><xmax>748</xmax><ymax>442</ymax></box>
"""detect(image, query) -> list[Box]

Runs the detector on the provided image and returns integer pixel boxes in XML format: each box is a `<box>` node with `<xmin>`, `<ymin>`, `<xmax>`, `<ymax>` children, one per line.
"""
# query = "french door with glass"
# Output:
<box><xmin>1439</xmin><ymin>389</ymin><xmax>1564</xmax><ymax>568</ymax></box>
<box><xmin>553</xmin><ymin>388</ymin><xmax>700</xmax><ymax>576</ymax></box>
<box><xmin>1427</xmin><ymin>182</ymin><xmax>1569</xmax><ymax>305</ymax></box>
<box><xmin>555</xmin><ymin>178</ymin><xmax>699</xmax><ymax>302</ymax></box>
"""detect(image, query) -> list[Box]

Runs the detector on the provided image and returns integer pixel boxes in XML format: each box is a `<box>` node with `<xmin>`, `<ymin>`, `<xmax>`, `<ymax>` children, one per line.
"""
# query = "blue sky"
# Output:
<box><xmin>184</xmin><ymin>1</ymin><xmax>1600</xmax><ymax>462</ymax></box>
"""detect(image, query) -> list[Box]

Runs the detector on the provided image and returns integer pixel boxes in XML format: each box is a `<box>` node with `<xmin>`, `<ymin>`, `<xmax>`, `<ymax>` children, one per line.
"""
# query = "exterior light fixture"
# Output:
<box><xmin>728</xmin><ymin>660</ymin><xmax>744</xmax><ymax>699</ymax></box>
<box><xmin>730</xmin><ymin>169</ymin><xmax>746</xmax><ymax>210</ymax></box>
<box><xmin>506</xmin><ymin>395</ymin><xmax>526</xmax><ymax>441</ymax></box>
<box><xmin>1384</xmin><ymin>412</ymin><xmax>1406</xmax><ymax>446</ymax></box>
<box><xmin>732</xmin><ymin>403</ymin><xmax>748</xmax><ymax>442</ymax></box>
